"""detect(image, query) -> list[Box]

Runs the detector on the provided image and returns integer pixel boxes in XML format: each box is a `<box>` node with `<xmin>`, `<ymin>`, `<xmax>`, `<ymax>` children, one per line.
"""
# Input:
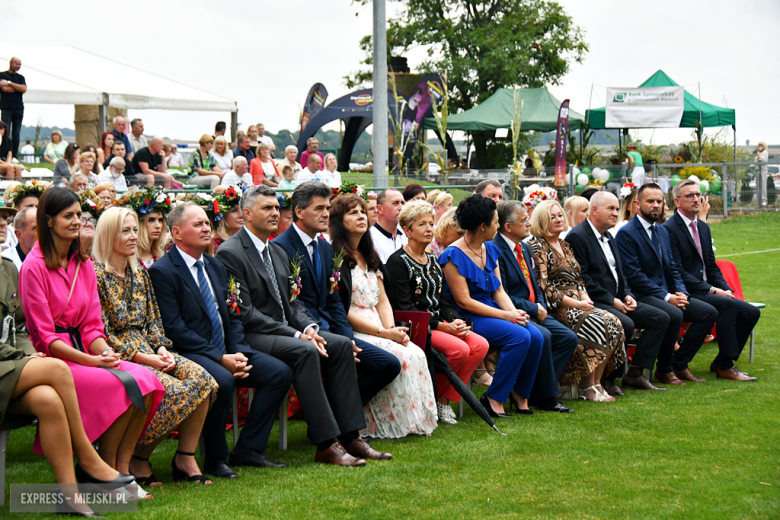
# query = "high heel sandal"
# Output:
<box><xmin>595</xmin><ymin>384</ymin><xmax>615</xmax><ymax>402</ymax></box>
<box><xmin>473</xmin><ymin>372</ymin><xmax>493</xmax><ymax>387</ymax></box>
<box><xmin>172</xmin><ymin>451</ymin><xmax>213</xmax><ymax>485</ymax></box>
<box><xmin>580</xmin><ymin>386</ymin><xmax>609</xmax><ymax>402</ymax></box>
<box><xmin>130</xmin><ymin>455</ymin><xmax>162</xmax><ymax>487</ymax></box>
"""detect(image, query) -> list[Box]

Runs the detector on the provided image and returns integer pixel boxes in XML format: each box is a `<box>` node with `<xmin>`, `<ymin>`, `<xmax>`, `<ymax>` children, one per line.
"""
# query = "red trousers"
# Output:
<box><xmin>431</xmin><ymin>329</ymin><xmax>489</xmax><ymax>403</ymax></box>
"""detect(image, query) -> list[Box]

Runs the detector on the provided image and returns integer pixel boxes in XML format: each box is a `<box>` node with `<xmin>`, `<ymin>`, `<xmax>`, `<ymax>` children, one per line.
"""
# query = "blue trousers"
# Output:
<box><xmin>529</xmin><ymin>317</ymin><xmax>579</xmax><ymax>400</ymax></box>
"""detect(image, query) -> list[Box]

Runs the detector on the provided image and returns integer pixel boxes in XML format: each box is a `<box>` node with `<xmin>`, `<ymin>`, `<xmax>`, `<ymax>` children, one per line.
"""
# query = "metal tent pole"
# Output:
<box><xmin>372</xmin><ymin>0</ymin><xmax>389</xmax><ymax>188</ymax></box>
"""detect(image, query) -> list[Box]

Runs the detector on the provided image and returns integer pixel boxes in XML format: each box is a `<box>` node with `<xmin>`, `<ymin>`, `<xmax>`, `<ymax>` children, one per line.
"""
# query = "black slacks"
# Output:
<box><xmin>690</xmin><ymin>293</ymin><xmax>761</xmax><ymax>370</ymax></box>
<box><xmin>181</xmin><ymin>351</ymin><xmax>293</xmax><ymax>462</ymax></box>
<box><xmin>245</xmin><ymin>330</ymin><xmax>366</xmax><ymax>445</ymax></box>
<box><xmin>596</xmin><ymin>301</ymin><xmax>671</xmax><ymax>371</ymax></box>
<box><xmin>1</xmin><ymin>108</ymin><xmax>22</xmax><ymax>159</ymax></box>
<box><xmin>636</xmin><ymin>295</ymin><xmax>718</xmax><ymax>373</ymax></box>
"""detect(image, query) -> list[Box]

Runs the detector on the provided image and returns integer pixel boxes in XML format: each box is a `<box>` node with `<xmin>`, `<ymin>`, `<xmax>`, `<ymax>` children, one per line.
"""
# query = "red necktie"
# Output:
<box><xmin>515</xmin><ymin>244</ymin><xmax>535</xmax><ymax>303</ymax></box>
<box><xmin>690</xmin><ymin>221</ymin><xmax>707</xmax><ymax>282</ymax></box>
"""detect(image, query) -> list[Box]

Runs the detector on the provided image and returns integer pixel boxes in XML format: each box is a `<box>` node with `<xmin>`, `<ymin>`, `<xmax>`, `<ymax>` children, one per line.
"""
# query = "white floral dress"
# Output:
<box><xmin>350</xmin><ymin>265</ymin><xmax>437</xmax><ymax>438</ymax></box>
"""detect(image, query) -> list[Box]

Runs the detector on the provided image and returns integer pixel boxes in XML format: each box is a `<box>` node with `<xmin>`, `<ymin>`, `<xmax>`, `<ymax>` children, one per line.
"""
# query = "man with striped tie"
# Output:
<box><xmin>150</xmin><ymin>202</ymin><xmax>294</xmax><ymax>479</ymax></box>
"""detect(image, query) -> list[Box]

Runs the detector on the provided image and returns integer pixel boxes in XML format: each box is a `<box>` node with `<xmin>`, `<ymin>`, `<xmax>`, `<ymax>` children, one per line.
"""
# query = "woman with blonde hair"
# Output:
<box><xmin>212</xmin><ymin>135</ymin><xmax>234</xmax><ymax>174</ymax></box>
<box><xmin>430</xmin><ymin>207</ymin><xmax>464</xmax><ymax>258</ymax></box>
<box><xmin>425</xmin><ymin>189</ymin><xmax>441</xmax><ymax>205</ymax></box>
<box><xmin>528</xmin><ymin>200</ymin><xmax>625</xmax><ymax>402</ymax></box>
<box><xmin>187</xmin><ymin>134</ymin><xmax>223</xmax><ymax>190</ymax></box>
<box><xmin>93</xmin><ymin>206</ymin><xmax>218</xmax><ymax>486</ymax></box>
<box><xmin>119</xmin><ymin>189</ymin><xmax>173</xmax><ymax>269</ymax></box>
<box><xmin>560</xmin><ymin>195</ymin><xmax>589</xmax><ymax>240</ymax></box>
<box><xmin>609</xmin><ymin>186</ymin><xmax>638</xmax><ymax>237</ymax></box>
<box><xmin>432</xmin><ymin>191</ymin><xmax>453</xmax><ymax>225</ymax></box>
<box><xmin>323</xmin><ymin>153</ymin><xmax>342</xmax><ymax>188</ymax></box>
<box><xmin>75</xmin><ymin>151</ymin><xmax>99</xmax><ymax>189</ymax></box>
<box><xmin>249</xmin><ymin>142</ymin><xmax>281</xmax><ymax>186</ymax></box>
<box><xmin>43</xmin><ymin>129</ymin><xmax>67</xmax><ymax>164</ymax></box>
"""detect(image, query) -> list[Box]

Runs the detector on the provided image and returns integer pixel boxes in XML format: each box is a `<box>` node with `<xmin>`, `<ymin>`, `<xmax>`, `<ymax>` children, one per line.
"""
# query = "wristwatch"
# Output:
<box><xmin>709</xmin><ymin>286</ymin><xmax>716</xmax><ymax>294</ymax></box>
<box><xmin>377</xmin><ymin>325</ymin><xmax>385</xmax><ymax>335</ymax></box>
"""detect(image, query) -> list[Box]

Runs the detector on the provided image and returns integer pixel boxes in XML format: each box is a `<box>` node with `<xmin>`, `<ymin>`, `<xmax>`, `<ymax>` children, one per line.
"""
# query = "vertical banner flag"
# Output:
<box><xmin>554</xmin><ymin>99</ymin><xmax>570</xmax><ymax>187</ymax></box>
<box><xmin>605</xmin><ymin>86</ymin><xmax>684</xmax><ymax>128</ymax></box>
<box><xmin>300</xmin><ymin>83</ymin><xmax>329</xmax><ymax>133</ymax></box>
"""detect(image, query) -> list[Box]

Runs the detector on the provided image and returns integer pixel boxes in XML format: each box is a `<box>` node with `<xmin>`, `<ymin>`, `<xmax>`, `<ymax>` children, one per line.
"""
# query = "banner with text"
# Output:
<box><xmin>605</xmin><ymin>86</ymin><xmax>684</xmax><ymax>128</ymax></box>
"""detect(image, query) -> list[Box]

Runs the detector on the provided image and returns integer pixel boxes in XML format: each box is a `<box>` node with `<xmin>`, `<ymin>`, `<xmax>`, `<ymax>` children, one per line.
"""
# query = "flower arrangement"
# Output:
<box><xmin>336</xmin><ymin>181</ymin><xmax>366</xmax><ymax>200</ymax></box>
<box><xmin>679</xmin><ymin>165</ymin><xmax>717</xmax><ymax>182</ymax></box>
<box><xmin>5</xmin><ymin>180</ymin><xmax>48</xmax><ymax>207</ymax></box>
<box><xmin>116</xmin><ymin>188</ymin><xmax>173</xmax><ymax>216</ymax></box>
<box><xmin>277</xmin><ymin>194</ymin><xmax>292</xmax><ymax>210</ymax></box>
<box><xmin>77</xmin><ymin>188</ymin><xmax>105</xmax><ymax>219</ymax></box>
<box><xmin>618</xmin><ymin>182</ymin><xmax>636</xmax><ymax>201</ymax></box>
<box><xmin>289</xmin><ymin>252</ymin><xmax>303</xmax><ymax>302</ymax></box>
<box><xmin>211</xmin><ymin>186</ymin><xmax>246</xmax><ymax>222</ymax></box>
<box><xmin>521</xmin><ymin>184</ymin><xmax>558</xmax><ymax>208</ymax></box>
<box><xmin>226</xmin><ymin>276</ymin><xmax>242</xmax><ymax>314</ymax></box>
<box><xmin>329</xmin><ymin>249</ymin><xmax>345</xmax><ymax>294</ymax></box>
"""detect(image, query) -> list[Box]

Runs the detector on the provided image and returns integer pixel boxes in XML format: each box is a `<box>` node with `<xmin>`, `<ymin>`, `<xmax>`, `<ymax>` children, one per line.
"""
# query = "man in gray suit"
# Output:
<box><xmin>215</xmin><ymin>185</ymin><xmax>392</xmax><ymax>467</ymax></box>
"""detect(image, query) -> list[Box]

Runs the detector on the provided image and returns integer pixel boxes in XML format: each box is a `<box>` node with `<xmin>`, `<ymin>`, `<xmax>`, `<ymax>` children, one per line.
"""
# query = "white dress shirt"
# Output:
<box><xmin>293</xmin><ymin>223</ymin><xmax>319</xmax><ymax>265</ymax></box>
<box><xmin>1</xmin><ymin>245</ymin><xmax>23</xmax><ymax>271</ymax></box>
<box><xmin>636</xmin><ymin>215</ymin><xmax>673</xmax><ymax>301</ymax></box>
<box><xmin>587</xmin><ymin>219</ymin><xmax>619</xmax><ymax>285</ymax></box>
<box><xmin>243</xmin><ymin>227</ymin><xmax>316</xmax><ymax>336</ymax></box>
<box><xmin>176</xmin><ymin>246</ymin><xmax>223</xmax><ymax>329</ymax></box>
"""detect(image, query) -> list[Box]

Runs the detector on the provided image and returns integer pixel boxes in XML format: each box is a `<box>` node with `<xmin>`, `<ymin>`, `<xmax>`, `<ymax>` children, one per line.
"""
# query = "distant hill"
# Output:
<box><xmin>20</xmin><ymin>124</ymin><xmax>75</xmax><ymax>144</ymax></box>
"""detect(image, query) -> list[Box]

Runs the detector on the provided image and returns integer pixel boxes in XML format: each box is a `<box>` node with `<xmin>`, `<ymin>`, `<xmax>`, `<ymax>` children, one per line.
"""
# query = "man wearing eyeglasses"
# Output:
<box><xmin>663</xmin><ymin>179</ymin><xmax>761</xmax><ymax>382</ymax></box>
<box><xmin>97</xmin><ymin>156</ymin><xmax>129</xmax><ymax>192</ymax></box>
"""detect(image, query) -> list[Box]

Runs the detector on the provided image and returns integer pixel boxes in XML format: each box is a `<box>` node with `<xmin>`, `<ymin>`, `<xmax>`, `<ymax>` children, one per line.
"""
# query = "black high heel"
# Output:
<box><xmin>172</xmin><ymin>451</ymin><xmax>212</xmax><ymax>485</ymax></box>
<box><xmin>74</xmin><ymin>464</ymin><xmax>135</xmax><ymax>488</ymax></box>
<box><xmin>479</xmin><ymin>393</ymin><xmax>513</xmax><ymax>419</ymax></box>
<box><xmin>130</xmin><ymin>455</ymin><xmax>161</xmax><ymax>486</ymax></box>
<box><xmin>509</xmin><ymin>396</ymin><xmax>535</xmax><ymax>415</ymax></box>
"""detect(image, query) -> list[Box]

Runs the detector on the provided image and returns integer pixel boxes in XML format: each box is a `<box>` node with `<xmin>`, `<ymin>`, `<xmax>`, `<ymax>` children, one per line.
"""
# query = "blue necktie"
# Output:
<box><xmin>195</xmin><ymin>260</ymin><xmax>226</xmax><ymax>355</ymax></box>
<box><xmin>650</xmin><ymin>224</ymin><xmax>662</xmax><ymax>259</ymax></box>
<box><xmin>310</xmin><ymin>239</ymin><xmax>322</xmax><ymax>283</ymax></box>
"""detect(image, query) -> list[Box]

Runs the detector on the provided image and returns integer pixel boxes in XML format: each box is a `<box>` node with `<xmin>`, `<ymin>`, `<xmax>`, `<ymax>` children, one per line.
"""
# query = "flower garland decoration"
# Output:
<box><xmin>5</xmin><ymin>180</ymin><xmax>48</xmax><ymax>207</ymax></box>
<box><xmin>335</xmin><ymin>181</ymin><xmax>366</xmax><ymax>200</ymax></box>
<box><xmin>211</xmin><ymin>185</ymin><xmax>246</xmax><ymax>222</ymax></box>
<box><xmin>329</xmin><ymin>249</ymin><xmax>345</xmax><ymax>294</ymax></box>
<box><xmin>277</xmin><ymin>194</ymin><xmax>292</xmax><ymax>210</ymax></box>
<box><xmin>521</xmin><ymin>184</ymin><xmax>559</xmax><ymax>209</ymax></box>
<box><xmin>618</xmin><ymin>182</ymin><xmax>636</xmax><ymax>201</ymax></box>
<box><xmin>226</xmin><ymin>276</ymin><xmax>242</xmax><ymax>314</ymax></box>
<box><xmin>77</xmin><ymin>188</ymin><xmax>105</xmax><ymax>219</ymax></box>
<box><xmin>116</xmin><ymin>188</ymin><xmax>173</xmax><ymax>216</ymax></box>
<box><xmin>289</xmin><ymin>252</ymin><xmax>303</xmax><ymax>302</ymax></box>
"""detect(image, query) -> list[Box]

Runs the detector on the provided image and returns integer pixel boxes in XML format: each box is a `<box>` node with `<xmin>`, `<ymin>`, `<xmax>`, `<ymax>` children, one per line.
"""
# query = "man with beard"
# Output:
<box><xmin>615</xmin><ymin>183</ymin><xmax>717</xmax><ymax>387</ymax></box>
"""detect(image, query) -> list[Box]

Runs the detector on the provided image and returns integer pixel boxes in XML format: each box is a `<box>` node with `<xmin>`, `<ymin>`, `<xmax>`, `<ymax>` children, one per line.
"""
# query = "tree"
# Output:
<box><xmin>346</xmin><ymin>0</ymin><xmax>588</xmax><ymax>168</ymax></box>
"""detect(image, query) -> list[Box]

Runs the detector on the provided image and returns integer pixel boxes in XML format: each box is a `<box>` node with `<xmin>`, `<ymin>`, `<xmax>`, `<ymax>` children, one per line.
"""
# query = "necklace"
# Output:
<box><xmin>464</xmin><ymin>237</ymin><xmax>484</xmax><ymax>264</ymax></box>
<box><xmin>405</xmin><ymin>244</ymin><xmax>428</xmax><ymax>265</ymax></box>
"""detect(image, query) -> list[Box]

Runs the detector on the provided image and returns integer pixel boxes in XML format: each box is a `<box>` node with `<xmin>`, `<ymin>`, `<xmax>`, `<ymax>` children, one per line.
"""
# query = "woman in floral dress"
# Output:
<box><xmin>94</xmin><ymin>206</ymin><xmax>218</xmax><ymax>485</ymax></box>
<box><xmin>330</xmin><ymin>194</ymin><xmax>437</xmax><ymax>438</ymax></box>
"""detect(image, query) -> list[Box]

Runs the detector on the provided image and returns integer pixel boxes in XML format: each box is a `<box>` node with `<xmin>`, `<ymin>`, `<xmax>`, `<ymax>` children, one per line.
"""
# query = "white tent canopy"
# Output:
<box><xmin>0</xmin><ymin>44</ymin><xmax>236</xmax><ymax>113</ymax></box>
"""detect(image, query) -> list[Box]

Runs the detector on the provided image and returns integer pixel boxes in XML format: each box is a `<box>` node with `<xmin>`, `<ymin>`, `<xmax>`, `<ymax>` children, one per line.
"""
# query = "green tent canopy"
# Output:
<box><xmin>585</xmin><ymin>70</ymin><xmax>736</xmax><ymax>129</ymax></box>
<box><xmin>422</xmin><ymin>87</ymin><xmax>585</xmax><ymax>132</ymax></box>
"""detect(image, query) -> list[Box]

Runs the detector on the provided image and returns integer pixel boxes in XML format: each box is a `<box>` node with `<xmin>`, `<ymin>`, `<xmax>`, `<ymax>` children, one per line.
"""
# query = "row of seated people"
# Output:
<box><xmin>0</xmin><ymin>179</ymin><xmax>761</xmax><ymax>514</ymax></box>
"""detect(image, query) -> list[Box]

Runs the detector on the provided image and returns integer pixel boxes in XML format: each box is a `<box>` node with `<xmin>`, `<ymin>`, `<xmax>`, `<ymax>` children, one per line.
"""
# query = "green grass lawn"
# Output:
<box><xmin>4</xmin><ymin>214</ymin><xmax>779</xmax><ymax>519</ymax></box>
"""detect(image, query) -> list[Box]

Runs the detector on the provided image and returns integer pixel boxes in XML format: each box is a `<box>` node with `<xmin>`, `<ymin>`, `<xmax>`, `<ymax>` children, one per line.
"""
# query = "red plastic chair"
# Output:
<box><xmin>715</xmin><ymin>259</ymin><xmax>765</xmax><ymax>362</ymax></box>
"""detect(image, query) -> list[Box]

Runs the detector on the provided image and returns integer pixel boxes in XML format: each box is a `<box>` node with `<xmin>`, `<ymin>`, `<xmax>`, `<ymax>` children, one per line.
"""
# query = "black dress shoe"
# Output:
<box><xmin>74</xmin><ymin>465</ymin><xmax>136</xmax><ymax>488</ymax></box>
<box><xmin>229</xmin><ymin>449</ymin><xmax>288</xmax><ymax>468</ymax></box>
<box><xmin>479</xmin><ymin>393</ymin><xmax>513</xmax><ymax>419</ymax></box>
<box><xmin>531</xmin><ymin>397</ymin><xmax>575</xmax><ymax>413</ymax></box>
<box><xmin>203</xmin><ymin>459</ymin><xmax>237</xmax><ymax>479</ymax></box>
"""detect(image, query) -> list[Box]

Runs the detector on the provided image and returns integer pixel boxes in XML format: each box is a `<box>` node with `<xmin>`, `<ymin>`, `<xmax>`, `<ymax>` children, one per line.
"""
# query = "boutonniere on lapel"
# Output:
<box><xmin>329</xmin><ymin>250</ymin><xmax>345</xmax><ymax>294</ymax></box>
<box><xmin>226</xmin><ymin>277</ymin><xmax>242</xmax><ymax>315</ymax></box>
<box><xmin>289</xmin><ymin>253</ymin><xmax>303</xmax><ymax>302</ymax></box>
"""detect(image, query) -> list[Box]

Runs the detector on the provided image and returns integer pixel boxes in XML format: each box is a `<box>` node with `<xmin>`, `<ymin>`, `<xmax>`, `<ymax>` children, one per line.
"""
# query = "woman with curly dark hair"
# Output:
<box><xmin>330</xmin><ymin>194</ymin><xmax>437</xmax><ymax>438</ymax></box>
<box><xmin>439</xmin><ymin>195</ymin><xmax>543</xmax><ymax>418</ymax></box>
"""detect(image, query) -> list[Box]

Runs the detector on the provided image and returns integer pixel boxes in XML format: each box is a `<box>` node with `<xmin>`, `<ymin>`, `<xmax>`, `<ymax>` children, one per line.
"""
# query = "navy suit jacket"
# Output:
<box><xmin>663</xmin><ymin>211</ymin><xmax>730</xmax><ymax>295</ymax></box>
<box><xmin>615</xmin><ymin>215</ymin><xmax>687</xmax><ymax>300</ymax></box>
<box><xmin>274</xmin><ymin>225</ymin><xmax>355</xmax><ymax>339</ymax></box>
<box><xmin>566</xmin><ymin>220</ymin><xmax>633</xmax><ymax>306</ymax></box>
<box><xmin>492</xmin><ymin>234</ymin><xmax>546</xmax><ymax>317</ymax></box>
<box><xmin>149</xmin><ymin>246</ymin><xmax>252</xmax><ymax>363</ymax></box>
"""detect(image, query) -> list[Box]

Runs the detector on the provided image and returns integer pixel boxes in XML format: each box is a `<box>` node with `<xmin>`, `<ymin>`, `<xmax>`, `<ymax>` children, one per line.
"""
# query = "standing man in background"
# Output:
<box><xmin>0</xmin><ymin>57</ymin><xmax>27</xmax><ymax>158</ymax></box>
<box><xmin>627</xmin><ymin>145</ymin><xmax>644</xmax><ymax>186</ymax></box>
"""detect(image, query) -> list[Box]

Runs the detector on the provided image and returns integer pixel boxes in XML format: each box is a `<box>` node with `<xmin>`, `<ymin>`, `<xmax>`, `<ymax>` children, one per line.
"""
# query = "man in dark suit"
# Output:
<box><xmin>274</xmin><ymin>182</ymin><xmax>401</xmax><ymax>405</ymax></box>
<box><xmin>567</xmin><ymin>192</ymin><xmax>670</xmax><ymax>391</ymax></box>
<box><xmin>216</xmin><ymin>185</ymin><xmax>390</xmax><ymax>467</ymax></box>
<box><xmin>615</xmin><ymin>183</ymin><xmax>718</xmax><ymax>386</ymax></box>
<box><xmin>149</xmin><ymin>202</ymin><xmax>293</xmax><ymax>479</ymax></box>
<box><xmin>493</xmin><ymin>201</ymin><xmax>578</xmax><ymax>412</ymax></box>
<box><xmin>663</xmin><ymin>179</ymin><xmax>760</xmax><ymax>382</ymax></box>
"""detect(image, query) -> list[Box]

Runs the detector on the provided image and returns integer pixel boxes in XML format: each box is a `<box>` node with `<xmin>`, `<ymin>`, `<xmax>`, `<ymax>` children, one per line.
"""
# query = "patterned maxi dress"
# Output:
<box><xmin>95</xmin><ymin>263</ymin><xmax>218</xmax><ymax>446</ymax></box>
<box><xmin>349</xmin><ymin>265</ymin><xmax>437</xmax><ymax>438</ymax></box>
<box><xmin>528</xmin><ymin>237</ymin><xmax>625</xmax><ymax>385</ymax></box>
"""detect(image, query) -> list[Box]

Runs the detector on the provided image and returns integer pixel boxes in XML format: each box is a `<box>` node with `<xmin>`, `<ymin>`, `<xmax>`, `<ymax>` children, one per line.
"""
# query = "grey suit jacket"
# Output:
<box><xmin>215</xmin><ymin>227</ymin><xmax>314</xmax><ymax>337</ymax></box>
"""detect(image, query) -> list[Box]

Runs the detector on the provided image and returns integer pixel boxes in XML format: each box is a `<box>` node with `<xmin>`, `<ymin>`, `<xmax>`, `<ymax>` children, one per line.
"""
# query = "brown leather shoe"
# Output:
<box><xmin>622</xmin><ymin>375</ymin><xmax>667</xmax><ymax>391</ymax></box>
<box><xmin>716</xmin><ymin>367</ymin><xmax>757</xmax><ymax>382</ymax></box>
<box><xmin>654</xmin><ymin>371</ymin><xmax>686</xmax><ymax>386</ymax></box>
<box><xmin>343</xmin><ymin>437</ymin><xmax>392</xmax><ymax>461</ymax></box>
<box><xmin>314</xmin><ymin>443</ymin><xmax>366</xmax><ymax>467</ymax></box>
<box><xmin>601</xmin><ymin>379</ymin><xmax>624</xmax><ymax>396</ymax></box>
<box><xmin>674</xmin><ymin>368</ymin><xmax>705</xmax><ymax>382</ymax></box>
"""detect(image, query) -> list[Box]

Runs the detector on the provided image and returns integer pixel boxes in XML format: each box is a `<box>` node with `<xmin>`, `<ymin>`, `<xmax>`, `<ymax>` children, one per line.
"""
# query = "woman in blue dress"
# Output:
<box><xmin>439</xmin><ymin>195</ymin><xmax>543</xmax><ymax>417</ymax></box>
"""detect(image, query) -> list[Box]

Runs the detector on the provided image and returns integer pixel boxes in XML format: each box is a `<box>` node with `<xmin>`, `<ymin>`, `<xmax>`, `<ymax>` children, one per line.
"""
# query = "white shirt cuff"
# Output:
<box><xmin>664</xmin><ymin>293</ymin><xmax>673</xmax><ymax>302</ymax></box>
<box><xmin>295</xmin><ymin>324</ymin><xmax>319</xmax><ymax>338</ymax></box>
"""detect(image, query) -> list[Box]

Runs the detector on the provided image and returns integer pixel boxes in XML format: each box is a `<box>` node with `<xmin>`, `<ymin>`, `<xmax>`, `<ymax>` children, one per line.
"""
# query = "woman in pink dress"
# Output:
<box><xmin>20</xmin><ymin>187</ymin><xmax>165</xmax><ymax>493</ymax></box>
